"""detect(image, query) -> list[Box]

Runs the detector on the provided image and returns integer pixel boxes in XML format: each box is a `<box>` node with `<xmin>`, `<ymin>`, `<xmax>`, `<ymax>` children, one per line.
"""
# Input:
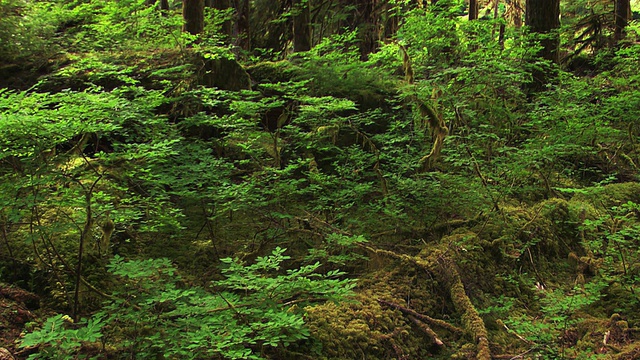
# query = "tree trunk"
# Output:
<box><xmin>183</xmin><ymin>0</ymin><xmax>205</xmax><ymax>35</ymax></box>
<box><xmin>469</xmin><ymin>0</ymin><xmax>479</xmax><ymax>20</ymax></box>
<box><xmin>235</xmin><ymin>0</ymin><xmax>251</xmax><ymax>51</ymax></box>
<box><xmin>357</xmin><ymin>0</ymin><xmax>377</xmax><ymax>59</ymax></box>
<box><xmin>614</xmin><ymin>0</ymin><xmax>630</xmax><ymax>43</ymax></box>
<box><xmin>525</xmin><ymin>0</ymin><xmax>560</xmax><ymax>63</ymax></box>
<box><xmin>383</xmin><ymin>1</ymin><xmax>401</xmax><ymax>39</ymax></box>
<box><xmin>211</xmin><ymin>0</ymin><xmax>233</xmax><ymax>37</ymax></box>
<box><xmin>292</xmin><ymin>0</ymin><xmax>311</xmax><ymax>52</ymax></box>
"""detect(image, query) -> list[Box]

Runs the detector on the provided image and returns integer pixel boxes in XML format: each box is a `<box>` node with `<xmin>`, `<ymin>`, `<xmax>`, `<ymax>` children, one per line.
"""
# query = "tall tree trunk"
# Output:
<box><xmin>469</xmin><ymin>0</ymin><xmax>479</xmax><ymax>20</ymax></box>
<box><xmin>383</xmin><ymin>1</ymin><xmax>401</xmax><ymax>39</ymax></box>
<box><xmin>293</xmin><ymin>0</ymin><xmax>311</xmax><ymax>52</ymax></box>
<box><xmin>357</xmin><ymin>0</ymin><xmax>377</xmax><ymax>59</ymax></box>
<box><xmin>491</xmin><ymin>0</ymin><xmax>500</xmax><ymax>37</ymax></box>
<box><xmin>525</xmin><ymin>0</ymin><xmax>560</xmax><ymax>89</ymax></box>
<box><xmin>183</xmin><ymin>0</ymin><xmax>205</xmax><ymax>35</ymax></box>
<box><xmin>525</xmin><ymin>0</ymin><xmax>560</xmax><ymax>63</ymax></box>
<box><xmin>614</xmin><ymin>0</ymin><xmax>630</xmax><ymax>43</ymax></box>
<box><xmin>235</xmin><ymin>0</ymin><xmax>251</xmax><ymax>51</ymax></box>
<box><xmin>212</xmin><ymin>0</ymin><xmax>233</xmax><ymax>37</ymax></box>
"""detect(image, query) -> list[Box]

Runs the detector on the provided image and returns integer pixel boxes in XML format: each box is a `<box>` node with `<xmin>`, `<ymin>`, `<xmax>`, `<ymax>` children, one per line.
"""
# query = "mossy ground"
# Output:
<box><xmin>299</xmin><ymin>183</ymin><xmax>640</xmax><ymax>359</ymax></box>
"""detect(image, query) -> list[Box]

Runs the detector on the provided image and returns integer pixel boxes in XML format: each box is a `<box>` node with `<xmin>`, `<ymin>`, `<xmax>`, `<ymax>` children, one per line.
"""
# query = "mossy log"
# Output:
<box><xmin>408</xmin><ymin>316</ymin><xmax>445</xmax><ymax>346</ymax></box>
<box><xmin>444</xmin><ymin>258</ymin><xmax>491</xmax><ymax>360</ymax></box>
<box><xmin>362</xmin><ymin>244</ymin><xmax>491</xmax><ymax>360</ymax></box>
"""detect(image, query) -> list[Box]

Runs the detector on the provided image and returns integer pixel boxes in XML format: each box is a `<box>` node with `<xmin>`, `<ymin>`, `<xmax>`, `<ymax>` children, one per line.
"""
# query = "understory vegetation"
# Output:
<box><xmin>1</xmin><ymin>0</ymin><xmax>640</xmax><ymax>359</ymax></box>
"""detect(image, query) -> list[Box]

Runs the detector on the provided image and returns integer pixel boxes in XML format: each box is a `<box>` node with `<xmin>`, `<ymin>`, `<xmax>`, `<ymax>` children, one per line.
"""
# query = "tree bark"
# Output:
<box><xmin>235</xmin><ymin>0</ymin><xmax>251</xmax><ymax>51</ymax></box>
<box><xmin>211</xmin><ymin>0</ymin><xmax>233</xmax><ymax>37</ymax></box>
<box><xmin>292</xmin><ymin>0</ymin><xmax>311</xmax><ymax>52</ymax></box>
<box><xmin>183</xmin><ymin>0</ymin><xmax>205</xmax><ymax>35</ymax></box>
<box><xmin>614</xmin><ymin>0</ymin><xmax>630</xmax><ymax>43</ymax></box>
<box><xmin>525</xmin><ymin>0</ymin><xmax>560</xmax><ymax>63</ymax></box>
<box><xmin>469</xmin><ymin>0</ymin><xmax>479</xmax><ymax>20</ymax></box>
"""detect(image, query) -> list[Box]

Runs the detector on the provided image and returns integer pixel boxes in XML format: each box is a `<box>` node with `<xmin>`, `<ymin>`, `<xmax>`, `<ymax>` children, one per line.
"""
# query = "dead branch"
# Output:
<box><xmin>408</xmin><ymin>315</ymin><xmax>445</xmax><ymax>346</ymax></box>
<box><xmin>377</xmin><ymin>299</ymin><xmax>463</xmax><ymax>335</ymax></box>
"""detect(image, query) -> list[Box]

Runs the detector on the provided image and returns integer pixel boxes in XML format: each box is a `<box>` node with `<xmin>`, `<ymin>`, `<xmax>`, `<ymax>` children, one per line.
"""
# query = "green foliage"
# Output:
<box><xmin>581</xmin><ymin>200</ymin><xmax>640</xmax><ymax>309</ymax></box>
<box><xmin>22</xmin><ymin>249</ymin><xmax>355</xmax><ymax>359</ymax></box>
<box><xmin>0</xmin><ymin>0</ymin><xmax>71</xmax><ymax>63</ymax></box>
<box><xmin>304</xmin><ymin>234</ymin><xmax>368</xmax><ymax>266</ymax></box>
<box><xmin>20</xmin><ymin>314</ymin><xmax>104</xmax><ymax>360</ymax></box>
<box><xmin>3</xmin><ymin>1</ymin><xmax>640</xmax><ymax>359</ymax></box>
<box><xmin>501</xmin><ymin>279</ymin><xmax>607</xmax><ymax>359</ymax></box>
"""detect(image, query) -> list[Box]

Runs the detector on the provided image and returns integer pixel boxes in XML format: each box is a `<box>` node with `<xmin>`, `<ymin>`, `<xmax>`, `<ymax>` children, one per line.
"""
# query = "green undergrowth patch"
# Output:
<box><xmin>302</xmin><ymin>183</ymin><xmax>640</xmax><ymax>359</ymax></box>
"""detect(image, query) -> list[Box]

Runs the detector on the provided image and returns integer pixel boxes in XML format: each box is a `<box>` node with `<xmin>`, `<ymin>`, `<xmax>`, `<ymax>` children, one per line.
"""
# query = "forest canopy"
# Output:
<box><xmin>1</xmin><ymin>0</ymin><xmax>640</xmax><ymax>359</ymax></box>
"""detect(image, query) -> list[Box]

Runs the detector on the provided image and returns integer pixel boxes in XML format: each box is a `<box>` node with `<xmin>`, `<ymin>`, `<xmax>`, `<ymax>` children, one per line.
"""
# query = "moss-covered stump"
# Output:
<box><xmin>570</xmin><ymin>182</ymin><xmax>640</xmax><ymax>209</ymax></box>
<box><xmin>354</xmin><ymin>243</ymin><xmax>492</xmax><ymax>360</ymax></box>
<box><xmin>336</xmin><ymin>184</ymin><xmax>640</xmax><ymax>359</ymax></box>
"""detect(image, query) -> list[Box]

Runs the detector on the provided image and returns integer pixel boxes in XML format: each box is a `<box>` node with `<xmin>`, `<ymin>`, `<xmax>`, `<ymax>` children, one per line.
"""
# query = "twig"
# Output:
<box><xmin>498</xmin><ymin>319</ymin><xmax>533</xmax><ymax>344</ymax></box>
<box><xmin>377</xmin><ymin>299</ymin><xmax>463</xmax><ymax>335</ymax></box>
<box><xmin>408</xmin><ymin>316</ymin><xmax>445</xmax><ymax>346</ymax></box>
